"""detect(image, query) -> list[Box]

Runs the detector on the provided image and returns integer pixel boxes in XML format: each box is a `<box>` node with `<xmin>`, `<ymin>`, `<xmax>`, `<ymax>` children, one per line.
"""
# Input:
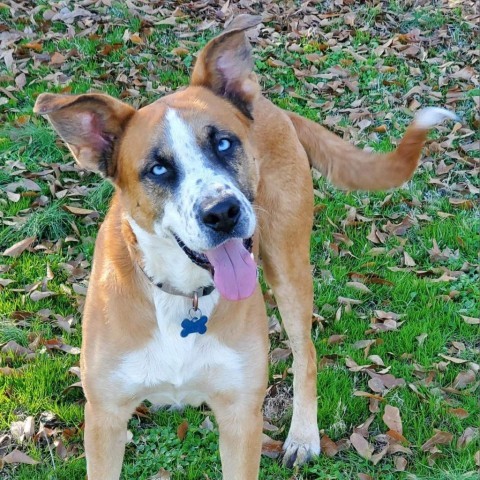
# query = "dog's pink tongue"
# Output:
<box><xmin>205</xmin><ymin>239</ymin><xmax>257</xmax><ymax>301</ymax></box>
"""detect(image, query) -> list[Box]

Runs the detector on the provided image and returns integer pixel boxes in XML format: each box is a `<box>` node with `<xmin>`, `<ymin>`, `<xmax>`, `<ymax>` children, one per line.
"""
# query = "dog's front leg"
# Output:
<box><xmin>210</xmin><ymin>393</ymin><xmax>264</xmax><ymax>480</ymax></box>
<box><xmin>84</xmin><ymin>400</ymin><xmax>133</xmax><ymax>480</ymax></box>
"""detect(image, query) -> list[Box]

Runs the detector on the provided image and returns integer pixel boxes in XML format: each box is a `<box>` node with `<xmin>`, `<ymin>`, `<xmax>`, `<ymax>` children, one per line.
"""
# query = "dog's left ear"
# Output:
<box><xmin>191</xmin><ymin>15</ymin><xmax>263</xmax><ymax>119</ymax></box>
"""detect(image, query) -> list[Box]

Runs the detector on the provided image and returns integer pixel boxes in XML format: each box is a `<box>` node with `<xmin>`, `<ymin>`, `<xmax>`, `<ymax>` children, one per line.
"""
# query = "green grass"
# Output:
<box><xmin>1</xmin><ymin>1</ymin><xmax>479</xmax><ymax>479</ymax></box>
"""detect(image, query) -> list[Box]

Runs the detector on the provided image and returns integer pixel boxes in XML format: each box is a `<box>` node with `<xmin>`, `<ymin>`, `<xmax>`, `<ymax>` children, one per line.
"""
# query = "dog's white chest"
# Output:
<box><xmin>114</xmin><ymin>289</ymin><xmax>242</xmax><ymax>406</ymax></box>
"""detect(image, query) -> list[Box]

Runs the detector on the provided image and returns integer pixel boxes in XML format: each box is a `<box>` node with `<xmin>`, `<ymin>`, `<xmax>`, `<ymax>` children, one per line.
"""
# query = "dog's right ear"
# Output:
<box><xmin>34</xmin><ymin>93</ymin><xmax>135</xmax><ymax>177</ymax></box>
<box><xmin>190</xmin><ymin>15</ymin><xmax>263</xmax><ymax>120</ymax></box>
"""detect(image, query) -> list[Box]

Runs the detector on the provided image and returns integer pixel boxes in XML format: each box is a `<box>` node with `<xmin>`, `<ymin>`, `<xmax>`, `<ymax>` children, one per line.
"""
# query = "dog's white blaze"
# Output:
<box><xmin>160</xmin><ymin>109</ymin><xmax>256</xmax><ymax>252</ymax></box>
<box><xmin>114</xmin><ymin>219</ymin><xmax>243</xmax><ymax>406</ymax></box>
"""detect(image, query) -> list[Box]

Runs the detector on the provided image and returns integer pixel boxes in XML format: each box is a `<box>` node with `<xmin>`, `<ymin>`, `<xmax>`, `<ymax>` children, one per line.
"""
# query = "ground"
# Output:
<box><xmin>0</xmin><ymin>1</ymin><xmax>479</xmax><ymax>479</ymax></box>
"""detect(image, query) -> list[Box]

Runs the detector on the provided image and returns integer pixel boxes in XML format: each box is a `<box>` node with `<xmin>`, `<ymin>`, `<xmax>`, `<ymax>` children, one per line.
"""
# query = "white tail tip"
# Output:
<box><xmin>414</xmin><ymin>107</ymin><xmax>459</xmax><ymax>129</ymax></box>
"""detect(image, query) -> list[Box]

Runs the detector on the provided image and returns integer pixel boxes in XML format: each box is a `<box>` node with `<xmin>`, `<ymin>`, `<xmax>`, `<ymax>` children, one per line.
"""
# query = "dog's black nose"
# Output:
<box><xmin>201</xmin><ymin>196</ymin><xmax>241</xmax><ymax>233</ymax></box>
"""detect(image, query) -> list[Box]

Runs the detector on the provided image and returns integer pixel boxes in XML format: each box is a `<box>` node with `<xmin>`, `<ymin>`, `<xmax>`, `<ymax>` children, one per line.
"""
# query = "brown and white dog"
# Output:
<box><xmin>34</xmin><ymin>15</ymin><xmax>456</xmax><ymax>480</ymax></box>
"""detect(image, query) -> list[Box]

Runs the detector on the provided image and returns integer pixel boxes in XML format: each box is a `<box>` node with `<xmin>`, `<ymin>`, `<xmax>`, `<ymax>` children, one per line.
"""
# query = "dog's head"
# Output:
<box><xmin>34</xmin><ymin>16</ymin><xmax>263</xmax><ymax>300</ymax></box>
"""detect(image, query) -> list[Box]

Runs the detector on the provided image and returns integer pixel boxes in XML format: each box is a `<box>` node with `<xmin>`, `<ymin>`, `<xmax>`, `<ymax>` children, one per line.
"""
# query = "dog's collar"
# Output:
<box><xmin>155</xmin><ymin>281</ymin><xmax>215</xmax><ymax>299</ymax></box>
<box><xmin>139</xmin><ymin>266</ymin><xmax>215</xmax><ymax>338</ymax></box>
<box><xmin>139</xmin><ymin>265</ymin><xmax>215</xmax><ymax>300</ymax></box>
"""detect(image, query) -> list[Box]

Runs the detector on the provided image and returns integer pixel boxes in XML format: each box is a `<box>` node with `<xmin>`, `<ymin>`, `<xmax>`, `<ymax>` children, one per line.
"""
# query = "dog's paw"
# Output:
<box><xmin>282</xmin><ymin>430</ymin><xmax>321</xmax><ymax>468</ymax></box>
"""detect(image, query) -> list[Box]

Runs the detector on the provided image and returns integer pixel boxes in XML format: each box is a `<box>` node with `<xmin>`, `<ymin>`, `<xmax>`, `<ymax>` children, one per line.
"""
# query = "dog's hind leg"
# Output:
<box><xmin>257</xmin><ymin>162</ymin><xmax>320</xmax><ymax>467</ymax></box>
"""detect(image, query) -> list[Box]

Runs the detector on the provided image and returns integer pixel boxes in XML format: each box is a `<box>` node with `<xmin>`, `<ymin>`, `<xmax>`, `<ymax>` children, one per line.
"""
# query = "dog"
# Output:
<box><xmin>34</xmin><ymin>14</ymin><xmax>457</xmax><ymax>480</ymax></box>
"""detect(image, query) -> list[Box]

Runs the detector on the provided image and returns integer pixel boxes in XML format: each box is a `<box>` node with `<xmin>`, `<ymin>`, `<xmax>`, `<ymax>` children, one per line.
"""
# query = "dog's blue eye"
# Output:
<box><xmin>217</xmin><ymin>138</ymin><xmax>231</xmax><ymax>152</ymax></box>
<box><xmin>151</xmin><ymin>164</ymin><xmax>167</xmax><ymax>176</ymax></box>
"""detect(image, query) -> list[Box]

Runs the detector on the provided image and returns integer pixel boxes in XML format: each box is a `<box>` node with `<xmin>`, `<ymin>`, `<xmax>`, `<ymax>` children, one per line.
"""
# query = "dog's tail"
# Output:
<box><xmin>286</xmin><ymin>107</ymin><xmax>458</xmax><ymax>191</ymax></box>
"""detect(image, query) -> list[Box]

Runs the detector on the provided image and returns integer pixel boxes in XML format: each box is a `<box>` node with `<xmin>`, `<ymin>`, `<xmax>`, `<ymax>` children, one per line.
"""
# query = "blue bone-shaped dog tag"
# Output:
<box><xmin>180</xmin><ymin>315</ymin><xmax>208</xmax><ymax>338</ymax></box>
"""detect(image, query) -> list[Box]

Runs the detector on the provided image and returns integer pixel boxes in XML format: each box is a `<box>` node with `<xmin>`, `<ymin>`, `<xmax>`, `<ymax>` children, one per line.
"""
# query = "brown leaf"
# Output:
<box><xmin>0</xmin><ymin>366</ymin><xmax>21</xmax><ymax>375</ymax></box>
<box><xmin>346</xmin><ymin>282</ymin><xmax>372</xmax><ymax>294</ymax></box>
<box><xmin>460</xmin><ymin>315</ymin><xmax>480</xmax><ymax>325</ymax></box>
<box><xmin>452</xmin><ymin>370</ymin><xmax>476</xmax><ymax>389</ymax></box>
<box><xmin>386</xmin><ymin>429</ymin><xmax>409</xmax><ymax>444</ymax></box>
<box><xmin>150</xmin><ymin>468</ymin><xmax>171</xmax><ymax>480</ymax></box>
<box><xmin>129</xmin><ymin>33</ymin><xmax>144</xmax><ymax>45</ymax></box>
<box><xmin>10</xmin><ymin>416</ymin><xmax>35</xmax><ymax>442</ymax></box>
<box><xmin>171</xmin><ymin>47</ymin><xmax>189</xmax><ymax>57</ymax></box>
<box><xmin>357</xmin><ymin>475</ymin><xmax>373</xmax><ymax>480</ymax></box>
<box><xmin>421</xmin><ymin>431</ymin><xmax>453</xmax><ymax>452</ymax></box>
<box><xmin>371</xmin><ymin>445</ymin><xmax>389</xmax><ymax>465</ymax></box>
<box><xmin>30</xmin><ymin>290</ymin><xmax>56</xmax><ymax>302</ymax></box>
<box><xmin>64</xmin><ymin>205</ymin><xmax>96</xmax><ymax>215</ymax></box>
<box><xmin>344</xmin><ymin>12</ymin><xmax>356</xmax><ymax>26</ymax></box>
<box><xmin>50</xmin><ymin>52</ymin><xmax>66</xmax><ymax>65</ymax></box>
<box><xmin>449</xmin><ymin>198</ymin><xmax>474</xmax><ymax>209</ymax></box>
<box><xmin>353</xmin><ymin>391</ymin><xmax>384</xmax><ymax>401</ymax></box>
<box><xmin>2</xmin><ymin>449</ymin><xmax>39</xmax><ymax>465</ymax></box>
<box><xmin>1</xmin><ymin>341</ymin><xmax>34</xmax><ymax>357</ymax></box>
<box><xmin>320</xmin><ymin>435</ymin><xmax>338</xmax><ymax>457</ymax></box>
<box><xmin>24</xmin><ymin>41</ymin><xmax>43</xmax><ymax>52</ymax></box>
<box><xmin>55</xmin><ymin>438</ymin><xmax>68</xmax><ymax>460</ymax></box>
<box><xmin>3</xmin><ymin>236</ymin><xmax>36</xmax><ymax>257</ymax></box>
<box><xmin>305</xmin><ymin>53</ymin><xmax>324</xmax><ymax>63</ymax></box>
<box><xmin>261</xmin><ymin>433</ymin><xmax>283</xmax><ymax>458</ymax></box>
<box><xmin>439</xmin><ymin>354</ymin><xmax>468</xmax><ymax>364</ymax></box>
<box><xmin>15</xmin><ymin>72</ymin><xmax>26</xmax><ymax>90</ymax></box>
<box><xmin>266</xmin><ymin>58</ymin><xmax>287</xmax><ymax>68</ymax></box>
<box><xmin>394</xmin><ymin>456</ymin><xmax>407</xmax><ymax>471</ymax></box>
<box><xmin>176</xmin><ymin>420</ymin><xmax>188</xmax><ymax>441</ymax></box>
<box><xmin>382</xmin><ymin>405</ymin><xmax>402</xmax><ymax>434</ymax></box>
<box><xmin>450</xmin><ymin>66</ymin><xmax>475</xmax><ymax>81</ymax></box>
<box><xmin>457</xmin><ymin>427</ymin><xmax>478</xmax><ymax>449</ymax></box>
<box><xmin>270</xmin><ymin>347</ymin><xmax>291</xmax><ymax>363</ymax></box>
<box><xmin>328</xmin><ymin>334</ymin><xmax>346</xmax><ymax>345</ymax></box>
<box><xmin>403</xmin><ymin>251</ymin><xmax>416</xmax><ymax>267</ymax></box>
<box><xmin>448</xmin><ymin>408</ymin><xmax>469</xmax><ymax>419</ymax></box>
<box><xmin>338</xmin><ymin>296</ymin><xmax>363</xmax><ymax>305</ymax></box>
<box><xmin>350</xmin><ymin>432</ymin><xmax>373</xmax><ymax>460</ymax></box>
<box><xmin>44</xmin><ymin>338</ymin><xmax>80</xmax><ymax>355</ymax></box>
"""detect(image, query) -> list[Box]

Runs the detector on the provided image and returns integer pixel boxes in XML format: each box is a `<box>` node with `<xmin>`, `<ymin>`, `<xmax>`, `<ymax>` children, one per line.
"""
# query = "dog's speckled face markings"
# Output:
<box><xmin>119</xmin><ymin>92</ymin><xmax>258</xmax><ymax>254</ymax></box>
<box><xmin>159</xmin><ymin>107</ymin><xmax>256</xmax><ymax>251</ymax></box>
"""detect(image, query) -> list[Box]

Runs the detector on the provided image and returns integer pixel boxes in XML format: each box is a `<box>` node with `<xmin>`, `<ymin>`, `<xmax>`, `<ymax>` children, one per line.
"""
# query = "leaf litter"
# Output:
<box><xmin>0</xmin><ymin>0</ymin><xmax>479</xmax><ymax>475</ymax></box>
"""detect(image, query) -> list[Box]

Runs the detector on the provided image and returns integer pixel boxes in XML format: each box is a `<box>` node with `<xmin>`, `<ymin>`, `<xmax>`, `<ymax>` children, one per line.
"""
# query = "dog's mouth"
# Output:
<box><xmin>173</xmin><ymin>234</ymin><xmax>256</xmax><ymax>301</ymax></box>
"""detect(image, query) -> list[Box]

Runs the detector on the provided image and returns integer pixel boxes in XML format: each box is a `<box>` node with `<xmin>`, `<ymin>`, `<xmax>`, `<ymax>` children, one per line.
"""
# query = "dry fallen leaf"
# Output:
<box><xmin>327</xmin><ymin>334</ymin><xmax>346</xmax><ymax>345</ymax></box>
<box><xmin>30</xmin><ymin>290</ymin><xmax>56</xmax><ymax>302</ymax></box>
<box><xmin>452</xmin><ymin>370</ymin><xmax>476</xmax><ymax>389</ymax></box>
<box><xmin>350</xmin><ymin>432</ymin><xmax>374</xmax><ymax>460</ymax></box>
<box><xmin>394</xmin><ymin>456</ymin><xmax>407</xmax><ymax>471</ymax></box>
<box><xmin>2</xmin><ymin>449</ymin><xmax>39</xmax><ymax>465</ymax></box>
<box><xmin>421</xmin><ymin>431</ymin><xmax>453</xmax><ymax>452</ymax></box>
<box><xmin>261</xmin><ymin>433</ymin><xmax>283</xmax><ymax>458</ymax></box>
<box><xmin>176</xmin><ymin>420</ymin><xmax>188</xmax><ymax>441</ymax></box>
<box><xmin>439</xmin><ymin>354</ymin><xmax>468</xmax><ymax>364</ymax></box>
<box><xmin>3</xmin><ymin>236</ymin><xmax>36</xmax><ymax>257</ymax></box>
<box><xmin>149</xmin><ymin>468</ymin><xmax>171</xmax><ymax>480</ymax></box>
<box><xmin>460</xmin><ymin>315</ymin><xmax>480</xmax><ymax>325</ymax></box>
<box><xmin>457</xmin><ymin>427</ymin><xmax>478</xmax><ymax>449</ymax></box>
<box><xmin>382</xmin><ymin>405</ymin><xmax>402</xmax><ymax>434</ymax></box>
<box><xmin>320</xmin><ymin>435</ymin><xmax>338</xmax><ymax>457</ymax></box>
<box><xmin>64</xmin><ymin>205</ymin><xmax>96</xmax><ymax>215</ymax></box>
<box><xmin>448</xmin><ymin>408</ymin><xmax>469</xmax><ymax>419</ymax></box>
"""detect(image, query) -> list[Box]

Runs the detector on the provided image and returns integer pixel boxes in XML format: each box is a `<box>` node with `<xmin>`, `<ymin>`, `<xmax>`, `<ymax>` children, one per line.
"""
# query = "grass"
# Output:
<box><xmin>0</xmin><ymin>1</ymin><xmax>479</xmax><ymax>479</ymax></box>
